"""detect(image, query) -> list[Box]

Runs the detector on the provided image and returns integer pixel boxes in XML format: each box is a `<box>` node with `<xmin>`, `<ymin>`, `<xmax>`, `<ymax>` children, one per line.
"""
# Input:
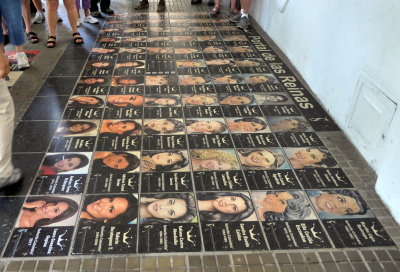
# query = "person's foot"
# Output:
<box><xmin>207</xmin><ymin>0</ymin><xmax>214</xmax><ymax>5</ymax></box>
<box><xmin>91</xmin><ymin>11</ymin><xmax>101</xmax><ymax>17</ymax></box>
<box><xmin>16</xmin><ymin>52</ymin><xmax>30</xmax><ymax>69</ymax></box>
<box><xmin>33</xmin><ymin>12</ymin><xmax>45</xmax><ymax>24</ymax></box>
<box><xmin>210</xmin><ymin>6</ymin><xmax>219</xmax><ymax>15</ymax></box>
<box><xmin>0</xmin><ymin>168</ymin><xmax>22</xmax><ymax>189</ymax></box>
<box><xmin>191</xmin><ymin>0</ymin><xmax>202</xmax><ymax>4</ymax></box>
<box><xmin>57</xmin><ymin>15</ymin><xmax>63</xmax><ymax>22</ymax></box>
<box><xmin>229</xmin><ymin>13</ymin><xmax>242</xmax><ymax>23</ymax></box>
<box><xmin>77</xmin><ymin>18</ymin><xmax>82</xmax><ymax>27</ymax></box>
<box><xmin>135</xmin><ymin>1</ymin><xmax>149</xmax><ymax>9</ymax></box>
<box><xmin>236</xmin><ymin>16</ymin><xmax>249</xmax><ymax>29</ymax></box>
<box><xmin>102</xmin><ymin>8</ymin><xmax>114</xmax><ymax>15</ymax></box>
<box><xmin>157</xmin><ymin>1</ymin><xmax>166</xmax><ymax>12</ymax></box>
<box><xmin>83</xmin><ymin>15</ymin><xmax>99</xmax><ymax>24</ymax></box>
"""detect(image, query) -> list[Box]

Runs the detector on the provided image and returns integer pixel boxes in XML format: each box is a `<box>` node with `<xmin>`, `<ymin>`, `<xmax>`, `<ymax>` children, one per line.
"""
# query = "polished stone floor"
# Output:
<box><xmin>1</xmin><ymin>0</ymin><xmax>400</xmax><ymax>271</ymax></box>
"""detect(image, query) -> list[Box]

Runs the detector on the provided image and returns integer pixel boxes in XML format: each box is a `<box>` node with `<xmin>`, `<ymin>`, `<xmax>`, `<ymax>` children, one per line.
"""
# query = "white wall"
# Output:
<box><xmin>250</xmin><ymin>0</ymin><xmax>400</xmax><ymax>221</ymax></box>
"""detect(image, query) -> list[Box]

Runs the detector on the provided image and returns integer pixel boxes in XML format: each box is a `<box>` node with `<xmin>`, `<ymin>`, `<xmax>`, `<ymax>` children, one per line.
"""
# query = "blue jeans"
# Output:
<box><xmin>0</xmin><ymin>0</ymin><xmax>25</xmax><ymax>46</ymax></box>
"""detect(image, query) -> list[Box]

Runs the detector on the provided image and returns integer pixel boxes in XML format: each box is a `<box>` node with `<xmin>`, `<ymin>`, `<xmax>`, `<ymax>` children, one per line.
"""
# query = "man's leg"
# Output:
<box><xmin>100</xmin><ymin>0</ymin><xmax>113</xmax><ymax>14</ymax></box>
<box><xmin>135</xmin><ymin>0</ymin><xmax>149</xmax><ymax>10</ymax></box>
<box><xmin>235</xmin><ymin>0</ymin><xmax>251</xmax><ymax>29</ymax></box>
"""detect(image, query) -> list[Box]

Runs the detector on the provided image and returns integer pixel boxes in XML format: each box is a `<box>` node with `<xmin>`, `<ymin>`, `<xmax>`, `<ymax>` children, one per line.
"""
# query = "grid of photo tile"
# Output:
<box><xmin>1</xmin><ymin>12</ymin><xmax>394</xmax><ymax>257</ymax></box>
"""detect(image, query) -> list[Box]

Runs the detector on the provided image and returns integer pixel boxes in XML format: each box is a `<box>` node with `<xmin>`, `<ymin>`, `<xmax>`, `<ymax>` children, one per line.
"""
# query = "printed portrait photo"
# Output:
<box><xmin>190</xmin><ymin>149</ymin><xmax>240</xmax><ymax>171</ymax></box>
<box><xmin>141</xmin><ymin>150</ymin><xmax>190</xmax><ymax>172</ymax></box>
<box><xmin>237</xmin><ymin>148</ymin><xmax>289</xmax><ymax>170</ymax></box>
<box><xmin>226</xmin><ymin>117</ymin><xmax>270</xmax><ymax>133</ymax></box>
<box><xmin>17</xmin><ymin>195</ymin><xmax>81</xmax><ymax>228</ymax></box>
<box><xmin>106</xmin><ymin>94</ymin><xmax>144</xmax><ymax>108</ymax></box>
<box><xmin>39</xmin><ymin>152</ymin><xmax>92</xmax><ymax>176</ymax></box>
<box><xmin>267</xmin><ymin>116</ymin><xmax>312</xmax><ymax>133</ymax></box>
<box><xmin>181</xmin><ymin>94</ymin><xmax>218</xmax><ymax>106</ymax></box>
<box><xmin>251</xmin><ymin>190</ymin><xmax>316</xmax><ymax>222</ymax></box>
<box><xmin>284</xmin><ymin>147</ymin><xmax>338</xmax><ymax>169</ymax></box>
<box><xmin>92</xmin><ymin>151</ymin><xmax>141</xmax><ymax>173</ymax></box>
<box><xmin>144</xmin><ymin>94</ymin><xmax>181</xmax><ymax>107</ymax></box>
<box><xmin>100</xmin><ymin>119</ymin><xmax>142</xmax><ymax>137</ymax></box>
<box><xmin>54</xmin><ymin>120</ymin><xmax>100</xmax><ymax>137</ymax></box>
<box><xmin>143</xmin><ymin>119</ymin><xmax>185</xmax><ymax>135</ymax></box>
<box><xmin>185</xmin><ymin>118</ymin><xmax>228</xmax><ymax>134</ymax></box>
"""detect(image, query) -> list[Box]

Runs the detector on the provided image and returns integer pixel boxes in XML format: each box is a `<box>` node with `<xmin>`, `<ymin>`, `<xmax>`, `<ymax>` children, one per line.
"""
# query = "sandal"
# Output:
<box><xmin>27</xmin><ymin>32</ymin><xmax>39</xmax><ymax>43</ymax></box>
<box><xmin>210</xmin><ymin>6</ymin><xmax>220</xmax><ymax>15</ymax></box>
<box><xmin>231</xmin><ymin>7</ymin><xmax>240</xmax><ymax>14</ymax></box>
<box><xmin>46</xmin><ymin>36</ymin><xmax>56</xmax><ymax>48</ymax></box>
<box><xmin>72</xmin><ymin>32</ymin><xmax>84</xmax><ymax>44</ymax></box>
<box><xmin>135</xmin><ymin>1</ymin><xmax>149</xmax><ymax>9</ymax></box>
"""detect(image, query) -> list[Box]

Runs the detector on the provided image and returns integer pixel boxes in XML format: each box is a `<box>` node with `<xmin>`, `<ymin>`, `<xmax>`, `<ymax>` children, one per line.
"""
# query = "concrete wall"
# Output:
<box><xmin>250</xmin><ymin>0</ymin><xmax>400</xmax><ymax>221</ymax></box>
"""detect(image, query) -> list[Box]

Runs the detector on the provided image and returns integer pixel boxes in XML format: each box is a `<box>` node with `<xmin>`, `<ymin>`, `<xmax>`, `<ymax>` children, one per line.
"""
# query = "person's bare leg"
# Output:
<box><xmin>63</xmin><ymin>0</ymin><xmax>79</xmax><ymax>33</ymax></box>
<box><xmin>46</xmin><ymin>0</ymin><xmax>59</xmax><ymax>37</ymax></box>
<box><xmin>32</xmin><ymin>0</ymin><xmax>43</xmax><ymax>11</ymax></box>
<box><xmin>240</xmin><ymin>0</ymin><xmax>251</xmax><ymax>14</ymax></box>
<box><xmin>230</xmin><ymin>0</ymin><xmax>238</xmax><ymax>13</ymax></box>
<box><xmin>21</xmin><ymin>0</ymin><xmax>32</xmax><ymax>33</ymax></box>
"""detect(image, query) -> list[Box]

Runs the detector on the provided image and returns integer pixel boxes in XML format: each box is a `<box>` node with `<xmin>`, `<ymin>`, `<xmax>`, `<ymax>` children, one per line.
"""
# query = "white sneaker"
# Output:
<box><xmin>83</xmin><ymin>15</ymin><xmax>99</xmax><ymax>24</ymax></box>
<box><xmin>77</xmin><ymin>18</ymin><xmax>82</xmax><ymax>27</ymax></box>
<box><xmin>16</xmin><ymin>52</ymin><xmax>30</xmax><ymax>69</ymax></box>
<box><xmin>0</xmin><ymin>168</ymin><xmax>22</xmax><ymax>189</ymax></box>
<box><xmin>33</xmin><ymin>12</ymin><xmax>45</xmax><ymax>24</ymax></box>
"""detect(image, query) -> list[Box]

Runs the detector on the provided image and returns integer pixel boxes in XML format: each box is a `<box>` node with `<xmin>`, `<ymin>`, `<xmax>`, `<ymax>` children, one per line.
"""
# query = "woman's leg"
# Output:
<box><xmin>63</xmin><ymin>0</ymin><xmax>79</xmax><ymax>34</ymax></box>
<box><xmin>76</xmin><ymin>0</ymin><xmax>81</xmax><ymax>18</ymax></box>
<box><xmin>240</xmin><ymin>0</ymin><xmax>251</xmax><ymax>14</ymax></box>
<box><xmin>21</xmin><ymin>0</ymin><xmax>32</xmax><ymax>33</ymax></box>
<box><xmin>46</xmin><ymin>0</ymin><xmax>59</xmax><ymax>37</ymax></box>
<box><xmin>32</xmin><ymin>0</ymin><xmax>45</xmax><ymax>24</ymax></box>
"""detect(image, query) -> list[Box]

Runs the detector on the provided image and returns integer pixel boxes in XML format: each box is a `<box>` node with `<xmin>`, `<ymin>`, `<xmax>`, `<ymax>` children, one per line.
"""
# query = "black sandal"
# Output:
<box><xmin>46</xmin><ymin>36</ymin><xmax>56</xmax><ymax>48</ymax></box>
<box><xmin>27</xmin><ymin>32</ymin><xmax>39</xmax><ymax>43</ymax></box>
<box><xmin>72</xmin><ymin>32</ymin><xmax>84</xmax><ymax>44</ymax></box>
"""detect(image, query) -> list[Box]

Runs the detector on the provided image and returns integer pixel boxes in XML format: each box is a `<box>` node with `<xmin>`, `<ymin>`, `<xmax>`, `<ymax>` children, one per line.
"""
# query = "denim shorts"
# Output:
<box><xmin>0</xmin><ymin>0</ymin><xmax>25</xmax><ymax>46</ymax></box>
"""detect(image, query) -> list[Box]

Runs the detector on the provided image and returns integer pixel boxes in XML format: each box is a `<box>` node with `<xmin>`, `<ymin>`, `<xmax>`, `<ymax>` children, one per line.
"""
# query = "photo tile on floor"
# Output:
<box><xmin>1</xmin><ymin>11</ymin><xmax>394</xmax><ymax>258</ymax></box>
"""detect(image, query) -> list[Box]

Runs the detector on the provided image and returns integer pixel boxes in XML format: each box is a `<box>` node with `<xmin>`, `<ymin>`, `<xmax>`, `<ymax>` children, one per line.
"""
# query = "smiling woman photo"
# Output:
<box><xmin>55</xmin><ymin>121</ymin><xmax>98</xmax><ymax>137</ymax></box>
<box><xmin>100</xmin><ymin>120</ymin><xmax>141</xmax><ymax>136</ymax></box>
<box><xmin>141</xmin><ymin>151</ymin><xmax>188</xmax><ymax>172</ymax></box>
<box><xmin>92</xmin><ymin>152</ymin><xmax>140</xmax><ymax>173</ymax></box>
<box><xmin>40</xmin><ymin>153</ymin><xmax>90</xmax><ymax>175</ymax></box>
<box><xmin>197</xmin><ymin>192</ymin><xmax>254</xmax><ymax>222</ymax></box>
<box><xmin>238</xmin><ymin>148</ymin><xmax>286</xmax><ymax>170</ymax></box>
<box><xmin>139</xmin><ymin>193</ymin><xmax>196</xmax><ymax>224</ymax></box>
<box><xmin>18</xmin><ymin>196</ymin><xmax>79</xmax><ymax>228</ymax></box>
<box><xmin>191</xmin><ymin>149</ymin><xmax>239</xmax><ymax>171</ymax></box>
<box><xmin>80</xmin><ymin>194</ymin><xmax>138</xmax><ymax>225</ymax></box>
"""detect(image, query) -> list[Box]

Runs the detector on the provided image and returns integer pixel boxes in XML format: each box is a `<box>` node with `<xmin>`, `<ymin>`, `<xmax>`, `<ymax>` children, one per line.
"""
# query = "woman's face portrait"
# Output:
<box><xmin>117</xmin><ymin>78</ymin><xmax>140</xmax><ymax>85</ymax></box>
<box><xmin>98</xmin><ymin>37</ymin><xmax>117</xmax><ymax>42</ymax></box>
<box><xmin>213</xmin><ymin>76</ymin><xmax>239</xmax><ymax>84</ymax></box>
<box><xmin>248</xmin><ymin>75</ymin><xmax>273</xmax><ymax>84</ymax></box>
<box><xmin>197</xmin><ymin>35</ymin><xmax>217</xmax><ymax>41</ymax></box>
<box><xmin>69</xmin><ymin>123</ymin><xmax>92</xmax><ymax>133</ymax></box>
<box><xmin>190</xmin><ymin>120</ymin><xmax>223</xmax><ymax>133</ymax></box>
<box><xmin>107</xmin><ymin>95</ymin><xmax>144</xmax><ymax>107</ymax></box>
<box><xmin>35</xmin><ymin>201</ymin><xmax>69</xmax><ymax>219</ymax></box>
<box><xmin>203</xmin><ymin>46</ymin><xmax>226</xmax><ymax>53</ymax></box>
<box><xmin>183</xmin><ymin>94</ymin><xmax>216</xmax><ymax>106</ymax></box>
<box><xmin>176</xmin><ymin>60</ymin><xmax>204</xmax><ymax>68</ymax></box>
<box><xmin>86</xmin><ymin>197</ymin><xmax>128</xmax><ymax>220</ymax></box>
<box><xmin>145</xmin><ymin>119</ymin><xmax>177</xmax><ymax>133</ymax></box>
<box><xmin>54</xmin><ymin>156</ymin><xmax>83</xmax><ymax>172</ymax></box>
<box><xmin>148</xmin><ymin>36</ymin><xmax>170</xmax><ymax>42</ymax></box>
<box><xmin>124</xmin><ymin>37</ymin><xmax>146</xmax><ymax>42</ymax></box>
<box><xmin>229</xmin><ymin>120</ymin><xmax>264</xmax><ymax>132</ymax></box>
<box><xmin>220</xmin><ymin>95</ymin><xmax>252</xmax><ymax>105</ymax></box>
<box><xmin>173</xmin><ymin>36</ymin><xmax>195</xmax><ymax>42</ymax></box>
<box><xmin>316</xmin><ymin>194</ymin><xmax>360</xmax><ymax>215</ymax></box>
<box><xmin>223</xmin><ymin>35</ymin><xmax>247</xmax><ymax>41</ymax></box>
<box><xmin>117</xmin><ymin>61</ymin><xmax>143</xmax><ymax>68</ymax></box>
<box><xmin>241</xmin><ymin>150</ymin><xmax>276</xmax><ymax>169</ymax></box>
<box><xmin>229</xmin><ymin>46</ymin><xmax>254</xmax><ymax>53</ymax></box>
<box><xmin>92</xmin><ymin>62</ymin><xmax>110</xmax><ymax>68</ymax></box>
<box><xmin>103</xmin><ymin>153</ymin><xmax>130</xmax><ymax>170</ymax></box>
<box><xmin>92</xmin><ymin>48</ymin><xmax>116</xmax><ymax>53</ymax></box>
<box><xmin>206</xmin><ymin>59</ymin><xmax>233</xmax><ymax>66</ymax></box>
<box><xmin>175</xmin><ymin>48</ymin><xmax>200</xmax><ymax>54</ymax></box>
<box><xmin>265</xmin><ymin>95</ymin><xmax>286</xmax><ymax>102</ymax></box>
<box><xmin>151</xmin><ymin>152</ymin><xmax>183</xmax><ymax>166</ymax></box>
<box><xmin>150</xmin><ymin>97</ymin><xmax>177</xmax><ymax>106</ymax></box>
<box><xmin>259</xmin><ymin>192</ymin><xmax>293</xmax><ymax>213</ymax></box>
<box><xmin>290</xmin><ymin>148</ymin><xmax>326</xmax><ymax>167</ymax></box>
<box><xmin>147</xmin><ymin>47</ymin><xmax>173</xmax><ymax>54</ymax></box>
<box><xmin>104</xmin><ymin>121</ymin><xmax>137</xmax><ymax>134</ymax></box>
<box><xmin>73</xmin><ymin>96</ymin><xmax>97</xmax><ymax>106</ymax></box>
<box><xmin>120</xmin><ymin>48</ymin><xmax>144</xmax><ymax>53</ymax></box>
<box><xmin>270</xmin><ymin>118</ymin><xmax>302</xmax><ymax>132</ymax></box>
<box><xmin>179</xmin><ymin>76</ymin><xmax>207</xmax><ymax>85</ymax></box>
<box><xmin>124</xmin><ymin>27</ymin><xmax>145</xmax><ymax>32</ymax></box>
<box><xmin>81</xmin><ymin>78</ymin><xmax>105</xmax><ymax>84</ymax></box>
<box><xmin>196</xmin><ymin>159</ymin><xmax>233</xmax><ymax>171</ymax></box>
<box><xmin>235</xmin><ymin>60</ymin><xmax>262</xmax><ymax>67</ymax></box>
<box><xmin>213</xmin><ymin>196</ymin><xmax>246</xmax><ymax>214</ymax></box>
<box><xmin>146</xmin><ymin>198</ymin><xmax>187</xmax><ymax>219</ymax></box>
<box><xmin>146</xmin><ymin>75</ymin><xmax>169</xmax><ymax>85</ymax></box>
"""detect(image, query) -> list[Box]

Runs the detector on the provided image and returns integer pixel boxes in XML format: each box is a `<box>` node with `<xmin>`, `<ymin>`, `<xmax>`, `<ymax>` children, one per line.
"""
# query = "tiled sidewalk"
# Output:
<box><xmin>1</xmin><ymin>0</ymin><xmax>399</xmax><ymax>271</ymax></box>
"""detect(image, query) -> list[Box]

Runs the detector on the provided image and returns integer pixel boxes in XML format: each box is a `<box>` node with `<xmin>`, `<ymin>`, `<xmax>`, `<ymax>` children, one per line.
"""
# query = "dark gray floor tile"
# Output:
<box><xmin>37</xmin><ymin>77</ymin><xmax>77</xmax><ymax>96</ymax></box>
<box><xmin>22</xmin><ymin>96</ymin><xmax>69</xmax><ymax>120</ymax></box>
<box><xmin>13</xmin><ymin>121</ymin><xmax>58</xmax><ymax>152</ymax></box>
